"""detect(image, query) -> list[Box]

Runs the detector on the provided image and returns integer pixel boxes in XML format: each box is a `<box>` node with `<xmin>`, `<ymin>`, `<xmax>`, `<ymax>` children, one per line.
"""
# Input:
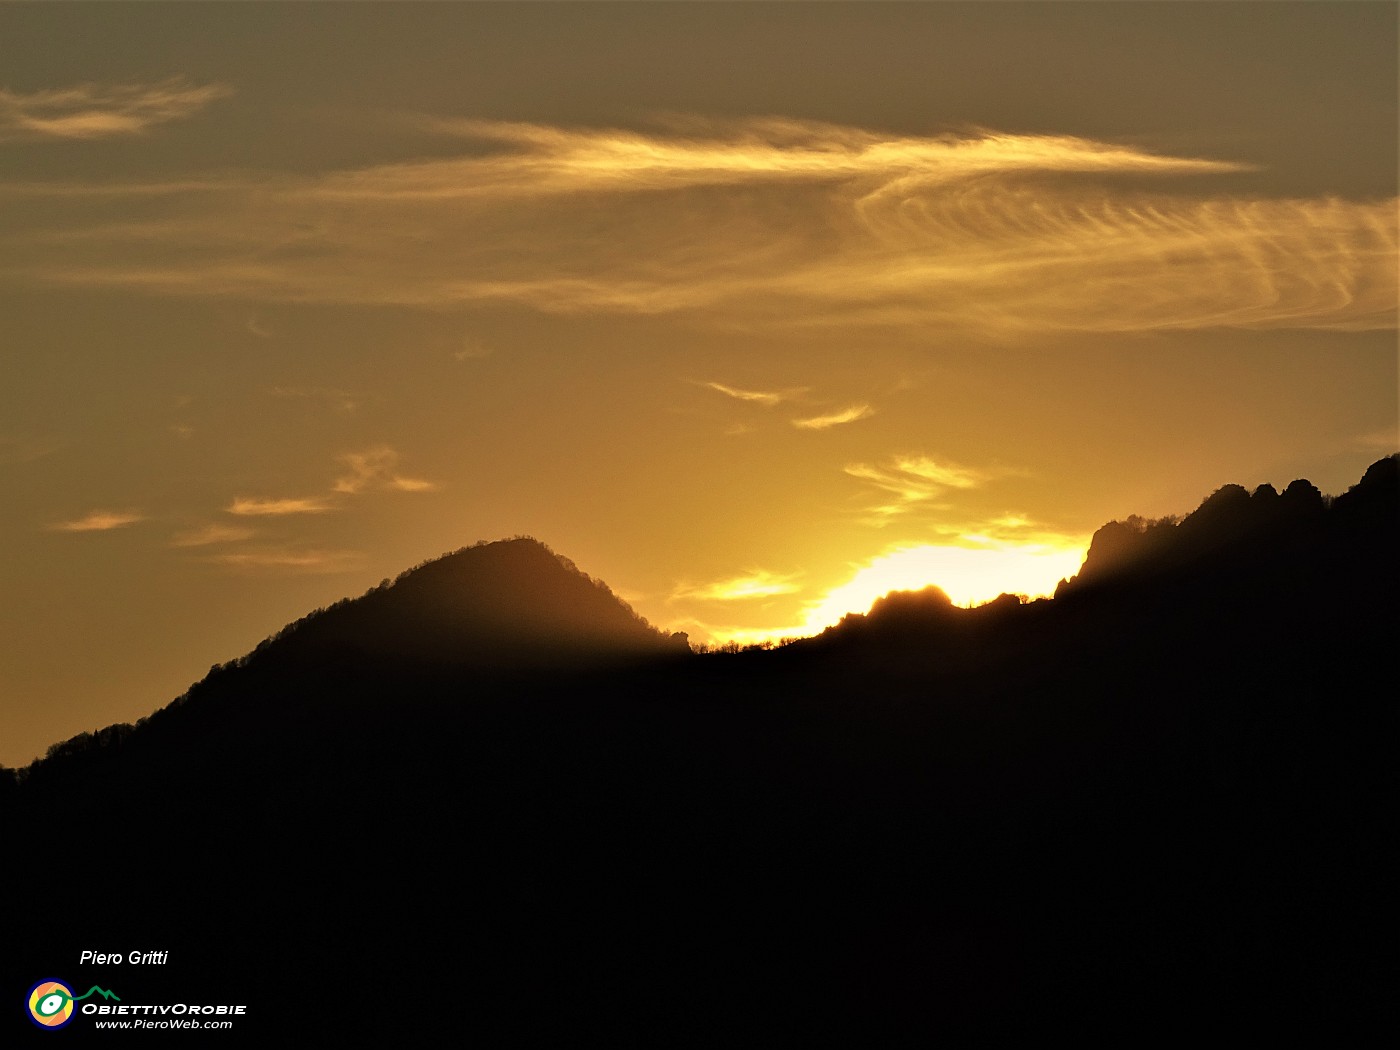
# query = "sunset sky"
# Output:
<box><xmin>2</xmin><ymin>3</ymin><xmax>1395</xmax><ymax>766</ymax></box>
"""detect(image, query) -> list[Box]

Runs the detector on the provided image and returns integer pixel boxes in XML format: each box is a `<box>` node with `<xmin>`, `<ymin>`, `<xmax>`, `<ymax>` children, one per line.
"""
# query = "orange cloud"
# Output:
<box><xmin>48</xmin><ymin>510</ymin><xmax>145</xmax><ymax>532</ymax></box>
<box><xmin>845</xmin><ymin>455</ymin><xmax>986</xmax><ymax>523</ymax></box>
<box><xmin>226</xmin><ymin>496</ymin><xmax>334</xmax><ymax>517</ymax></box>
<box><xmin>672</xmin><ymin>570</ymin><xmax>802</xmax><ymax>602</ymax></box>
<box><xmin>210</xmin><ymin>547</ymin><xmax>364</xmax><ymax>574</ymax></box>
<box><xmin>333</xmin><ymin>447</ymin><xmax>438</xmax><ymax>496</ymax></box>
<box><xmin>792</xmin><ymin>404</ymin><xmax>874</xmax><ymax>430</ymax></box>
<box><xmin>0</xmin><ymin>78</ymin><xmax>231</xmax><ymax>141</ymax></box>
<box><xmin>387</xmin><ymin>476</ymin><xmax>438</xmax><ymax>493</ymax></box>
<box><xmin>170</xmin><ymin>524</ymin><xmax>255</xmax><ymax>547</ymax></box>
<box><xmin>6</xmin><ymin>118</ymin><xmax>1393</xmax><ymax>332</ymax></box>
<box><xmin>701</xmin><ymin>381</ymin><xmax>797</xmax><ymax>406</ymax></box>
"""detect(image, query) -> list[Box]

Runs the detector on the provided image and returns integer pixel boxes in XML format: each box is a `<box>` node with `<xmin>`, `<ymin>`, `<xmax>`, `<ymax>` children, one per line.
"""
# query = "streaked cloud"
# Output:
<box><xmin>333</xmin><ymin>447</ymin><xmax>438</xmax><ymax>496</ymax></box>
<box><xmin>221</xmin><ymin>450</ymin><xmax>434</xmax><ymax>525</ymax></box>
<box><xmin>0</xmin><ymin>78</ymin><xmax>232</xmax><ymax>141</ymax></box>
<box><xmin>846</xmin><ymin>455</ymin><xmax>986</xmax><ymax>524</ymax></box>
<box><xmin>674</xmin><ymin>571</ymin><xmax>806</xmax><ymax>604</ymax></box>
<box><xmin>170</xmin><ymin>524</ymin><xmax>255</xmax><ymax>548</ymax></box>
<box><xmin>4</xmin><ymin>118</ymin><xmax>1393</xmax><ymax>332</ymax></box>
<box><xmin>209</xmin><ymin>547</ymin><xmax>365</xmax><ymax>574</ymax></box>
<box><xmin>455</xmin><ymin>337</ymin><xmax>492</xmax><ymax>361</ymax></box>
<box><xmin>352</xmin><ymin>115</ymin><xmax>1248</xmax><ymax>198</ymax></box>
<box><xmin>226</xmin><ymin>496</ymin><xmax>334</xmax><ymax>517</ymax></box>
<box><xmin>701</xmin><ymin>381</ymin><xmax>800</xmax><ymax>407</ymax></box>
<box><xmin>929</xmin><ymin>513</ymin><xmax>1081</xmax><ymax>550</ymax></box>
<box><xmin>792</xmin><ymin>403</ymin><xmax>874</xmax><ymax>430</ymax></box>
<box><xmin>672</xmin><ymin>570</ymin><xmax>802</xmax><ymax>602</ymax></box>
<box><xmin>386</xmin><ymin>476</ymin><xmax>438</xmax><ymax>493</ymax></box>
<box><xmin>1354</xmin><ymin>426</ymin><xmax>1399</xmax><ymax>451</ymax></box>
<box><xmin>887</xmin><ymin>456</ymin><xmax>982</xmax><ymax>489</ymax></box>
<box><xmin>49</xmin><ymin>509</ymin><xmax>145</xmax><ymax>532</ymax></box>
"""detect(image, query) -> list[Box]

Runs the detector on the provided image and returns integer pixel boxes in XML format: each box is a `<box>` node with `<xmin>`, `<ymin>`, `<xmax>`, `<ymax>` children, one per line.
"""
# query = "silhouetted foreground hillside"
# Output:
<box><xmin>4</xmin><ymin>458</ymin><xmax>1395</xmax><ymax>1043</ymax></box>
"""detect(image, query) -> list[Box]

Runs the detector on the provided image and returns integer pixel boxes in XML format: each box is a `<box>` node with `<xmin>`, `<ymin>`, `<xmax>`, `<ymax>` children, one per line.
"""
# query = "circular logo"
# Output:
<box><xmin>28</xmin><ymin>980</ymin><xmax>76</xmax><ymax>1029</ymax></box>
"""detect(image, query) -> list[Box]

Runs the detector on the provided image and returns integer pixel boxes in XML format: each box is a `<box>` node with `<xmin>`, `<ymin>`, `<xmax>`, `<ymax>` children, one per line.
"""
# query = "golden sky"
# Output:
<box><xmin>1</xmin><ymin>3</ymin><xmax>1395</xmax><ymax>765</ymax></box>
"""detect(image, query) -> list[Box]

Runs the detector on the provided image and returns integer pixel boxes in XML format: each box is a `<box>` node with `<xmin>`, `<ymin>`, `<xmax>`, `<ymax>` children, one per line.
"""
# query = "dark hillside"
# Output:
<box><xmin>4</xmin><ymin>458</ymin><xmax>1395</xmax><ymax>1043</ymax></box>
<box><xmin>240</xmin><ymin>535</ymin><xmax>688</xmax><ymax>669</ymax></box>
<box><xmin>1059</xmin><ymin>453</ymin><xmax>1397</xmax><ymax>599</ymax></box>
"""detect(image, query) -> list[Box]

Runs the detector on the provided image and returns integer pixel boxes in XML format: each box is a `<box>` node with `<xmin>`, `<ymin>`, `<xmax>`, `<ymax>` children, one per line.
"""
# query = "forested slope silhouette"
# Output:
<box><xmin>4</xmin><ymin>457</ymin><xmax>1395</xmax><ymax>1043</ymax></box>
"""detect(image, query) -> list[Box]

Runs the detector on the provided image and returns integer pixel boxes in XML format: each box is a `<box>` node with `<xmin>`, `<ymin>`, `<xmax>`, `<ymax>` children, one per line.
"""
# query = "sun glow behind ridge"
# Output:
<box><xmin>707</xmin><ymin>539</ymin><xmax>1088</xmax><ymax>647</ymax></box>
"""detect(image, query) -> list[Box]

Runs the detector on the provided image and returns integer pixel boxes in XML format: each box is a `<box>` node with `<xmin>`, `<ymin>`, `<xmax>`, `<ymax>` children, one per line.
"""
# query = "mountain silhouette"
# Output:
<box><xmin>4</xmin><ymin>456</ymin><xmax>1395</xmax><ymax>1043</ymax></box>
<box><xmin>1059</xmin><ymin>453</ymin><xmax>1396</xmax><ymax>598</ymax></box>
<box><xmin>242</xmin><ymin>536</ymin><xmax>687</xmax><ymax>670</ymax></box>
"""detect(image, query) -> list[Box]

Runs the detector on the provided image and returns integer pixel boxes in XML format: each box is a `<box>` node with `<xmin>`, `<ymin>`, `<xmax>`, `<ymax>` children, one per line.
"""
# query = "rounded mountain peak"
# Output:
<box><xmin>261</xmin><ymin>537</ymin><xmax>685</xmax><ymax>670</ymax></box>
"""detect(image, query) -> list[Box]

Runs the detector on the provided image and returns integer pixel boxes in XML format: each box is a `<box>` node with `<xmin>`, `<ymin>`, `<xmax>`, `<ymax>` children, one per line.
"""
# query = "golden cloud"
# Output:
<box><xmin>169</xmin><ymin>524</ymin><xmax>255</xmax><ymax>548</ymax></box>
<box><xmin>845</xmin><ymin>455</ymin><xmax>986</xmax><ymax>523</ymax></box>
<box><xmin>48</xmin><ymin>510</ymin><xmax>145</xmax><ymax>532</ymax></box>
<box><xmin>210</xmin><ymin>547</ymin><xmax>365</xmax><ymax>574</ymax></box>
<box><xmin>792</xmin><ymin>404</ymin><xmax>875</xmax><ymax>430</ymax></box>
<box><xmin>887</xmin><ymin>457</ymin><xmax>983</xmax><ymax>489</ymax></box>
<box><xmin>226</xmin><ymin>496</ymin><xmax>335</xmax><ymax>517</ymax></box>
<box><xmin>701</xmin><ymin>381</ymin><xmax>796</xmax><ymax>406</ymax></box>
<box><xmin>4</xmin><ymin>118</ymin><xmax>1394</xmax><ymax>332</ymax></box>
<box><xmin>0</xmin><ymin>78</ymin><xmax>232</xmax><ymax>141</ymax></box>
<box><xmin>672</xmin><ymin>570</ymin><xmax>803</xmax><ymax>602</ymax></box>
<box><xmin>333</xmin><ymin>447</ymin><xmax>438</xmax><ymax>496</ymax></box>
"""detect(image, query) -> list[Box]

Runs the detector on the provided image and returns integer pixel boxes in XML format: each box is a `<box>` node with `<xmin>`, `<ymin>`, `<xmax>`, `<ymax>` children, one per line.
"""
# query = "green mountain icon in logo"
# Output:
<box><xmin>74</xmin><ymin>986</ymin><xmax>121</xmax><ymax>1002</ymax></box>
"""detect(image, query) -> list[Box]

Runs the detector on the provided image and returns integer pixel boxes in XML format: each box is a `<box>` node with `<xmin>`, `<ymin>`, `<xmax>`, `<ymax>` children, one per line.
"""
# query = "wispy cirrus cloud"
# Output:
<box><xmin>226</xmin><ymin>496</ymin><xmax>334</xmax><ymax>517</ymax></box>
<box><xmin>1354</xmin><ymin>426</ymin><xmax>1399</xmax><ymax>451</ymax></box>
<box><xmin>222</xmin><ymin>449</ymin><xmax>434</xmax><ymax>523</ymax></box>
<box><xmin>846</xmin><ymin>455</ymin><xmax>986</xmax><ymax>524</ymax></box>
<box><xmin>0</xmin><ymin>78</ymin><xmax>232</xmax><ymax>141</ymax></box>
<box><xmin>792</xmin><ymin>404</ymin><xmax>874</xmax><ymax>430</ymax></box>
<box><xmin>700</xmin><ymin>381</ymin><xmax>803</xmax><ymax>407</ymax></box>
<box><xmin>209</xmin><ymin>547</ymin><xmax>364</xmax><ymax>574</ymax></box>
<box><xmin>3</xmin><ymin>117</ymin><xmax>1393</xmax><ymax>332</ymax></box>
<box><xmin>345</xmin><ymin>115</ymin><xmax>1249</xmax><ymax>198</ymax></box>
<box><xmin>170</xmin><ymin>523</ymin><xmax>255</xmax><ymax>548</ymax></box>
<box><xmin>672</xmin><ymin>570</ymin><xmax>802</xmax><ymax>603</ymax></box>
<box><xmin>924</xmin><ymin>512</ymin><xmax>1082</xmax><ymax>550</ymax></box>
<box><xmin>49</xmin><ymin>509</ymin><xmax>145</xmax><ymax>532</ymax></box>
<box><xmin>333</xmin><ymin>447</ymin><xmax>438</xmax><ymax>495</ymax></box>
<box><xmin>455</xmin><ymin>337</ymin><xmax>492</xmax><ymax>361</ymax></box>
<box><xmin>885</xmin><ymin>456</ymin><xmax>984</xmax><ymax>489</ymax></box>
